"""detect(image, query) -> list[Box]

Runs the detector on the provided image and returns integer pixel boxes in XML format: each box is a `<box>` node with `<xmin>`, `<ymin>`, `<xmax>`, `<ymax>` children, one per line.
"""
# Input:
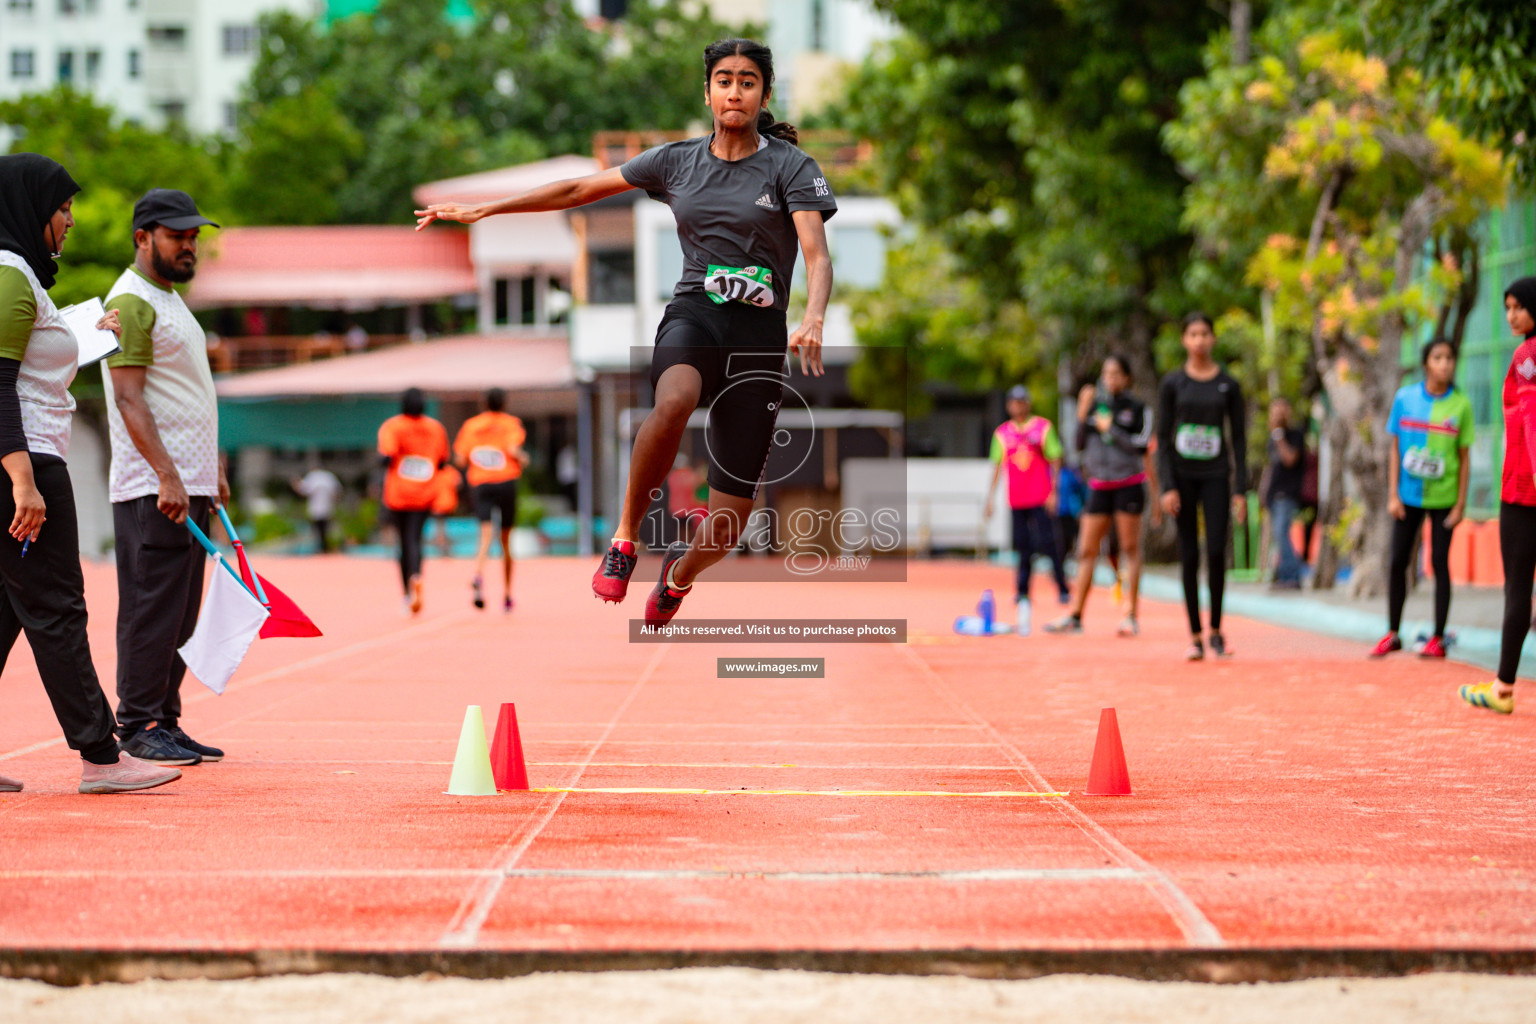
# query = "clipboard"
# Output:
<box><xmin>57</xmin><ymin>297</ymin><xmax>123</xmax><ymax>367</ymax></box>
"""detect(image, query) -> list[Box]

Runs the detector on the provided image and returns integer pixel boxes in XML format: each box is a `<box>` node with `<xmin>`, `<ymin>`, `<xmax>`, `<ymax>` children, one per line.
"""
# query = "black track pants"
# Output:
<box><xmin>1173</xmin><ymin>475</ymin><xmax>1230</xmax><ymax>635</ymax></box>
<box><xmin>391</xmin><ymin>508</ymin><xmax>429</xmax><ymax>593</ymax></box>
<box><xmin>1387</xmin><ymin>505</ymin><xmax>1454</xmax><ymax>638</ymax></box>
<box><xmin>1498</xmin><ymin>502</ymin><xmax>1536</xmax><ymax>684</ymax></box>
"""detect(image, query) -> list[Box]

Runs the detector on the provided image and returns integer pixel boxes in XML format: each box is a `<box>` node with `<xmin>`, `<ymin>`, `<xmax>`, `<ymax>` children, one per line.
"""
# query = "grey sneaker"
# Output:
<box><xmin>79</xmin><ymin>752</ymin><xmax>182</xmax><ymax>794</ymax></box>
<box><xmin>0</xmin><ymin>773</ymin><xmax>21</xmax><ymax>792</ymax></box>
<box><xmin>1043</xmin><ymin>614</ymin><xmax>1083</xmax><ymax>634</ymax></box>
<box><xmin>122</xmin><ymin>726</ymin><xmax>201</xmax><ymax>766</ymax></box>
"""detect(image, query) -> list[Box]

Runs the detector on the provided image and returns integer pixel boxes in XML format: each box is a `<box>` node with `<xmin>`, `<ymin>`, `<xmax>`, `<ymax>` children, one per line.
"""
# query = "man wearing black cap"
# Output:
<box><xmin>101</xmin><ymin>189</ymin><xmax>229</xmax><ymax>766</ymax></box>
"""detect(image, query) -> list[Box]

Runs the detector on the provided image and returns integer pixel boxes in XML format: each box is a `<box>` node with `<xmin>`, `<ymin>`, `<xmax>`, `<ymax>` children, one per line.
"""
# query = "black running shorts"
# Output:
<box><xmin>1085</xmin><ymin>482</ymin><xmax>1147</xmax><ymax>516</ymax></box>
<box><xmin>473</xmin><ymin>479</ymin><xmax>518</xmax><ymax>525</ymax></box>
<box><xmin>648</xmin><ymin>293</ymin><xmax>789</xmax><ymax>500</ymax></box>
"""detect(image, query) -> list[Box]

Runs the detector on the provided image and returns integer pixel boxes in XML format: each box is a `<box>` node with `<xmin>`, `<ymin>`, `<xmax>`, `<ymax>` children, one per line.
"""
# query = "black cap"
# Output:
<box><xmin>132</xmin><ymin>188</ymin><xmax>219</xmax><ymax>233</ymax></box>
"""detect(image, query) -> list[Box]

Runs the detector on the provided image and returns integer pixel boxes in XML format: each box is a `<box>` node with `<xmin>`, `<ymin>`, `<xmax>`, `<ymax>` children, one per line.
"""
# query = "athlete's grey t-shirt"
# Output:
<box><xmin>620</xmin><ymin>134</ymin><xmax>837</xmax><ymax>312</ymax></box>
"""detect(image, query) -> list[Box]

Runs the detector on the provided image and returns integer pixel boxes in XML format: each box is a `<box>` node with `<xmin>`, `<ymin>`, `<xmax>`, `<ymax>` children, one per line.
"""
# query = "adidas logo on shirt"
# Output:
<box><xmin>755</xmin><ymin>193</ymin><xmax>775</xmax><ymax>209</ymax></box>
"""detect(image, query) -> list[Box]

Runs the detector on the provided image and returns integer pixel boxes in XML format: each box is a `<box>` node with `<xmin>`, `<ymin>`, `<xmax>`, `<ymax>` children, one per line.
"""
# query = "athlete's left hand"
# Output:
<box><xmin>1445</xmin><ymin>503</ymin><xmax>1464</xmax><ymax>529</ymax></box>
<box><xmin>1232</xmin><ymin>494</ymin><xmax>1247</xmax><ymax>524</ymax></box>
<box><xmin>95</xmin><ymin>309</ymin><xmax>122</xmax><ymax>338</ymax></box>
<box><xmin>216</xmin><ymin>463</ymin><xmax>231</xmax><ymax>509</ymax></box>
<box><xmin>789</xmin><ymin>318</ymin><xmax>824</xmax><ymax>376</ymax></box>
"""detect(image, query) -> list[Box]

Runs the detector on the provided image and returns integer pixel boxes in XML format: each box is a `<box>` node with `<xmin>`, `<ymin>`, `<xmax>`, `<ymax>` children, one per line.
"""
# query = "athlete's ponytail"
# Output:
<box><xmin>705</xmin><ymin>38</ymin><xmax>799</xmax><ymax>147</ymax></box>
<box><xmin>757</xmin><ymin>108</ymin><xmax>798</xmax><ymax>145</ymax></box>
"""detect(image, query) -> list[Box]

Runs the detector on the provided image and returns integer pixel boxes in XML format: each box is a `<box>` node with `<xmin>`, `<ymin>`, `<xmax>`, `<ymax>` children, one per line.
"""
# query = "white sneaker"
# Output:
<box><xmin>1015</xmin><ymin>597</ymin><xmax>1032</xmax><ymax>637</ymax></box>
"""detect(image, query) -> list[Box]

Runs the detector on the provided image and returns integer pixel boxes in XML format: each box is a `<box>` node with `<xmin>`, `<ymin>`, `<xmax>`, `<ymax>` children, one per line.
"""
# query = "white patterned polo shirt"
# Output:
<box><xmin>102</xmin><ymin>266</ymin><xmax>219</xmax><ymax>503</ymax></box>
<box><xmin>0</xmin><ymin>250</ymin><xmax>77</xmax><ymax>459</ymax></box>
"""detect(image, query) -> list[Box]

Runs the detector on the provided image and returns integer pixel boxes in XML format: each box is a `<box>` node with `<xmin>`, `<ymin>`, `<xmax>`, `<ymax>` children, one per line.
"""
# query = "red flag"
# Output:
<box><xmin>255</xmin><ymin>573</ymin><xmax>322</xmax><ymax>638</ymax></box>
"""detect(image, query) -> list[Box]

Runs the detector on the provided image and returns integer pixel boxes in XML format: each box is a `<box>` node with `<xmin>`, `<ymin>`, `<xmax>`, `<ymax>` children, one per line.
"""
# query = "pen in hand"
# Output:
<box><xmin>20</xmin><ymin>537</ymin><xmax>29</xmax><ymax>558</ymax></box>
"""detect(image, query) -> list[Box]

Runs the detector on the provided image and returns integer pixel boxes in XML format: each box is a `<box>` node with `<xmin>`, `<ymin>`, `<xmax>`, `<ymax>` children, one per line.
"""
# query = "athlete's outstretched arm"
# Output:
<box><xmin>414</xmin><ymin>167</ymin><xmax>635</xmax><ymax>229</ymax></box>
<box><xmin>789</xmin><ymin>209</ymin><xmax>832</xmax><ymax>377</ymax></box>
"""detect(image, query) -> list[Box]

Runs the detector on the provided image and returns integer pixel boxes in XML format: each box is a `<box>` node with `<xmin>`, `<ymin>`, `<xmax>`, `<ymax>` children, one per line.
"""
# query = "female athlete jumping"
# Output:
<box><xmin>416</xmin><ymin>38</ymin><xmax>836</xmax><ymax>626</ymax></box>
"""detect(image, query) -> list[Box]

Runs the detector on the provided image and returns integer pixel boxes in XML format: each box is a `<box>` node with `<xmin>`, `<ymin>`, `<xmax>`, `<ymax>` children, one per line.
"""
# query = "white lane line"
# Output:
<box><xmin>499</xmin><ymin>868</ymin><xmax>1140</xmax><ymax>882</ymax></box>
<box><xmin>0</xmin><ymin>866</ymin><xmax>1139</xmax><ymax>883</ymax></box>
<box><xmin>437</xmin><ymin>644</ymin><xmax>666</xmax><ymax>948</ymax></box>
<box><xmin>898</xmin><ymin>645</ymin><xmax>1225</xmax><ymax>948</ymax></box>
<box><xmin>0</xmin><ymin>612</ymin><xmax>473</xmax><ymax>762</ymax></box>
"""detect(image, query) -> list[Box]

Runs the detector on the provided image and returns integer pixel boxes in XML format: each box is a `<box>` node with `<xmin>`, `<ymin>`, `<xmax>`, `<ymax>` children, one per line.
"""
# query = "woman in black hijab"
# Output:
<box><xmin>0</xmin><ymin>154</ymin><xmax>182</xmax><ymax>794</ymax></box>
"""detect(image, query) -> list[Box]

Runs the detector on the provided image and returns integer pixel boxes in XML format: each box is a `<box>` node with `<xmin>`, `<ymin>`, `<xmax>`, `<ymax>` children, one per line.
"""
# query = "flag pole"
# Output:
<box><xmin>186</xmin><ymin>518</ymin><xmax>255</xmax><ymax>596</ymax></box>
<box><xmin>216</xmin><ymin>506</ymin><xmax>270</xmax><ymax>606</ymax></box>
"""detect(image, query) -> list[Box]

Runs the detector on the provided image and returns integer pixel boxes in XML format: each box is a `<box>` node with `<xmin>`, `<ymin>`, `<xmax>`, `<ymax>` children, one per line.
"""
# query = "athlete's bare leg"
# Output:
<box><xmin>671</xmin><ymin>489</ymin><xmax>755</xmax><ymax>588</ymax></box>
<box><xmin>1114</xmin><ymin>511</ymin><xmax>1144</xmax><ymax>620</ymax></box>
<box><xmin>473</xmin><ymin>521</ymin><xmax>494</xmax><ymax>581</ymax></box>
<box><xmin>500</xmin><ymin>524</ymin><xmax>514</xmax><ymax>596</ymax></box>
<box><xmin>1068</xmin><ymin>513</ymin><xmax>1112</xmax><ymax>618</ymax></box>
<box><xmin>615</xmin><ymin>364</ymin><xmax>702</xmax><ymax>543</ymax></box>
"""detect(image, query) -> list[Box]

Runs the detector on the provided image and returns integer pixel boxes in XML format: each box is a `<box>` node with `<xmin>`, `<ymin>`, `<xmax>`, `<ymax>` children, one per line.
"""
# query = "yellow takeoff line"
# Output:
<box><xmin>531</xmin><ymin>786</ymin><xmax>1068</xmax><ymax>798</ymax></box>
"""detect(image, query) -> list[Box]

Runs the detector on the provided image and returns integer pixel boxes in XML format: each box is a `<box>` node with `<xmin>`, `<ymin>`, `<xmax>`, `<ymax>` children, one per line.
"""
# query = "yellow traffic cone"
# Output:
<box><xmin>445</xmin><ymin>705</ymin><xmax>496</xmax><ymax>796</ymax></box>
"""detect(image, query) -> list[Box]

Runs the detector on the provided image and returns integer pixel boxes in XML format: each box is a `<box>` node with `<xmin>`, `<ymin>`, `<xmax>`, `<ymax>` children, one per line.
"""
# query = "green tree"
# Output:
<box><xmin>840</xmin><ymin>0</ymin><xmax>1227</xmax><ymax>397</ymax></box>
<box><xmin>1187</xmin><ymin>31</ymin><xmax>1508</xmax><ymax>594</ymax></box>
<box><xmin>0</xmin><ymin>87</ymin><xmax>227</xmax><ymax>309</ymax></box>
<box><xmin>242</xmin><ymin>0</ymin><xmax>749</xmax><ymax>224</ymax></box>
<box><xmin>229</xmin><ymin>87</ymin><xmax>363</xmax><ymax>225</ymax></box>
<box><xmin>1363</xmin><ymin>0</ymin><xmax>1536</xmax><ymax>187</ymax></box>
<box><xmin>847</xmin><ymin>233</ymin><xmax>1044</xmax><ymax>422</ymax></box>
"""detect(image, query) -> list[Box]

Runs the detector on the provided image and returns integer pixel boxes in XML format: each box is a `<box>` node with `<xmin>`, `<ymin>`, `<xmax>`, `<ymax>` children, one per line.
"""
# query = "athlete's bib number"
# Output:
<box><xmin>704</xmin><ymin>265</ymin><xmax>774</xmax><ymax>307</ymax></box>
<box><xmin>469</xmin><ymin>447</ymin><xmax>507</xmax><ymax>472</ymax></box>
<box><xmin>1403</xmin><ymin>447</ymin><xmax>1446</xmax><ymax>480</ymax></box>
<box><xmin>397</xmin><ymin>455</ymin><xmax>435</xmax><ymax>482</ymax></box>
<box><xmin>1175</xmin><ymin>424</ymin><xmax>1222</xmax><ymax>459</ymax></box>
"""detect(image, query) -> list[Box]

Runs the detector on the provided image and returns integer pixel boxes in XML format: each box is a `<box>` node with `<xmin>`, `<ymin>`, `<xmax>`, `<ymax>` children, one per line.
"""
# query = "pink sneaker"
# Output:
<box><xmin>79</xmin><ymin>752</ymin><xmax>182</xmax><ymax>794</ymax></box>
<box><xmin>0</xmin><ymin>773</ymin><xmax>21</xmax><ymax>792</ymax></box>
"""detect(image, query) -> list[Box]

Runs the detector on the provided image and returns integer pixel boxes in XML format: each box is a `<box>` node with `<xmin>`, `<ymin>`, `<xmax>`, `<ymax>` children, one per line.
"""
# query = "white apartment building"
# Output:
<box><xmin>0</xmin><ymin>0</ymin><xmax>318</xmax><ymax>136</ymax></box>
<box><xmin>571</xmin><ymin>0</ymin><xmax>892</xmax><ymax>118</ymax></box>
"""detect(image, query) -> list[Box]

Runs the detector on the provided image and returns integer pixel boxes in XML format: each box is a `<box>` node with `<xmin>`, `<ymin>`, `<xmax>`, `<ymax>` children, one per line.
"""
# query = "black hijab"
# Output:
<box><xmin>0</xmin><ymin>154</ymin><xmax>81</xmax><ymax>291</ymax></box>
<box><xmin>1505</xmin><ymin>277</ymin><xmax>1536</xmax><ymax>338</ymax></box>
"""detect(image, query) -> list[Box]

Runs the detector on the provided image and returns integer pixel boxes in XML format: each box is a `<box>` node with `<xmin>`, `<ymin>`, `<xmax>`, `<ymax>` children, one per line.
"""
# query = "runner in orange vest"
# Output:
<box><xmin>453</xmin><ymin>388</ymin><xmax>528</xmax><ymax>613</ymax></box>
<box><xmin>378</xmin><ymin>388</ymin><xmax>449</xmax><ymax>615</ymax></box>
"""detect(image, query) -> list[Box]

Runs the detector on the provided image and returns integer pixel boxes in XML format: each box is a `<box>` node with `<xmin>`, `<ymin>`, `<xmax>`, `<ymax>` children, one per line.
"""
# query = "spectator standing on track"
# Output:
<box><xmin>454</xmin><ymin>387</ymin><xmax>529</xmax><ymax>613</ymax></box>
<box><xmin>292</xmin><ymin>461</ymin><xmax>342</xmax><ymax>554</ymax></box>
<box><xmin>0</xmin><ymin>155</ymin><xmax>183</xmax><ymax>794</ymax></box>
<box><xmin>1045</xmin><ymin>355</ymin><xmax>1158</xmax><ymax>637</ymax></box>
<box><xmin>102</xmin><ymin>188</ymin><xmax>228</xmax><ymax>768</ymax></box>
<box><xmin>1263</xmin><ymin>398</ymin><xmax>1306</xmax><ymax>590</ymax></box>
<box><xmin>1371</xmin><ymin>338</ymin><xmax>1473</xmax><ymax>661</ymax></box>
<box><xmin>378</xmin><ymin>388</ymin><xmax>449</xmax><ymax>616</ymax></box>
<box><xmin>1157</xmin><ymin>312</ymin><xmax>1248</xmax><ymax>661</ymax></box>
<box><xmin>983</xmin><ymin>384</ymin><xmax>1071</xmax><ymax>636</ymax></box>
<box><xmin>1460</xmin><ymin>276</ymin><xmax>1536</xmax><ymax>714</ymax></box>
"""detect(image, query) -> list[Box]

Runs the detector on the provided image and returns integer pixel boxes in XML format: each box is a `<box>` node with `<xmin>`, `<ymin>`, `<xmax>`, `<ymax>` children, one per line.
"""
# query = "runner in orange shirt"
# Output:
<box><xmin>378</xmin><ymin>388</ymin><xmax>449</xmax><ymax>615</ymax></box>
<box><xmin>453</xmin><ymin>388</ymin><xmax>529</xmax><ymax>613</ymax></box>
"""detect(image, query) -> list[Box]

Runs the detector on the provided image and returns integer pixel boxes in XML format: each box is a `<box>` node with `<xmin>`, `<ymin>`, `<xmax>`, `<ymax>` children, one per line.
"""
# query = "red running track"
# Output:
<box><xmin>1</xmin><ymin>554</ymin><xmax>1533</xmax><ymax>952</ymax></box>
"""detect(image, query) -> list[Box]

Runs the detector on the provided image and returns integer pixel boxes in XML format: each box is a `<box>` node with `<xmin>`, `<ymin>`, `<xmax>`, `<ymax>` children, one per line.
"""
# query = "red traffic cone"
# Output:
<box><xmin>490</xmin><ymin>703</ymin><xmax>529</xmax><ymax>791</ymax></box>
<box><xmin>1085</xmin><ymin>708</ymin><xmax>1131</xmax><ymax>796</ymax></box>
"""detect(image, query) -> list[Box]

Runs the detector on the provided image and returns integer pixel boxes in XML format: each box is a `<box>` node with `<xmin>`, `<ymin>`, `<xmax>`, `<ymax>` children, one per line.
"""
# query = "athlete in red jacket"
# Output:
<box><xmin>1461</xmin><ymin>275</ymin><xmax>1536</xmax><ymax>714</ymax></box>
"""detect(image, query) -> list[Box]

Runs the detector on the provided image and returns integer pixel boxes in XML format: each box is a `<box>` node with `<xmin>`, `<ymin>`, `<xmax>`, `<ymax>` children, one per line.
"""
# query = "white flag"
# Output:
<box><xmin>179</xmin><ymin>559</ymin><xmax>270</xmax><ymax>695</ymax></box>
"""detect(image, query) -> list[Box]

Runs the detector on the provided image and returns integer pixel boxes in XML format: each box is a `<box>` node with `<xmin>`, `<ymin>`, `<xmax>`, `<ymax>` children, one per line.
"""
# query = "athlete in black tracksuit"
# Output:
<box><xmin>1157</xmin><ymin>314</ymin><xmax>1248</xmax><ymax>660</ymax></box>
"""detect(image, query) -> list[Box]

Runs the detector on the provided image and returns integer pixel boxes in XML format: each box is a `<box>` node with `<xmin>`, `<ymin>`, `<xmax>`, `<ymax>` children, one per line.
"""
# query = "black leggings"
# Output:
<box><xmin>1173</xmin><ymin>475</ymin><xmax>1230</xmax><ymax>635</ymax></box>
<box><xmin>391</xmin><ymin>508</ymin><xmax>429</xmax><ymax>593</ymax></box>
<box><xmin>1388</xmin><ymin>505</ymin><xmax>1454</xmax><ymax>637</ymax></box>
<box><xmin>1010</xmin><ymin>506</ymin><xmax>1069</xmax><ymax>601</ymax></box>
<box><xmin>1498</xmin><ymin>502</ymin><xmax>1536</xmax><ymax>684</ymax></box>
